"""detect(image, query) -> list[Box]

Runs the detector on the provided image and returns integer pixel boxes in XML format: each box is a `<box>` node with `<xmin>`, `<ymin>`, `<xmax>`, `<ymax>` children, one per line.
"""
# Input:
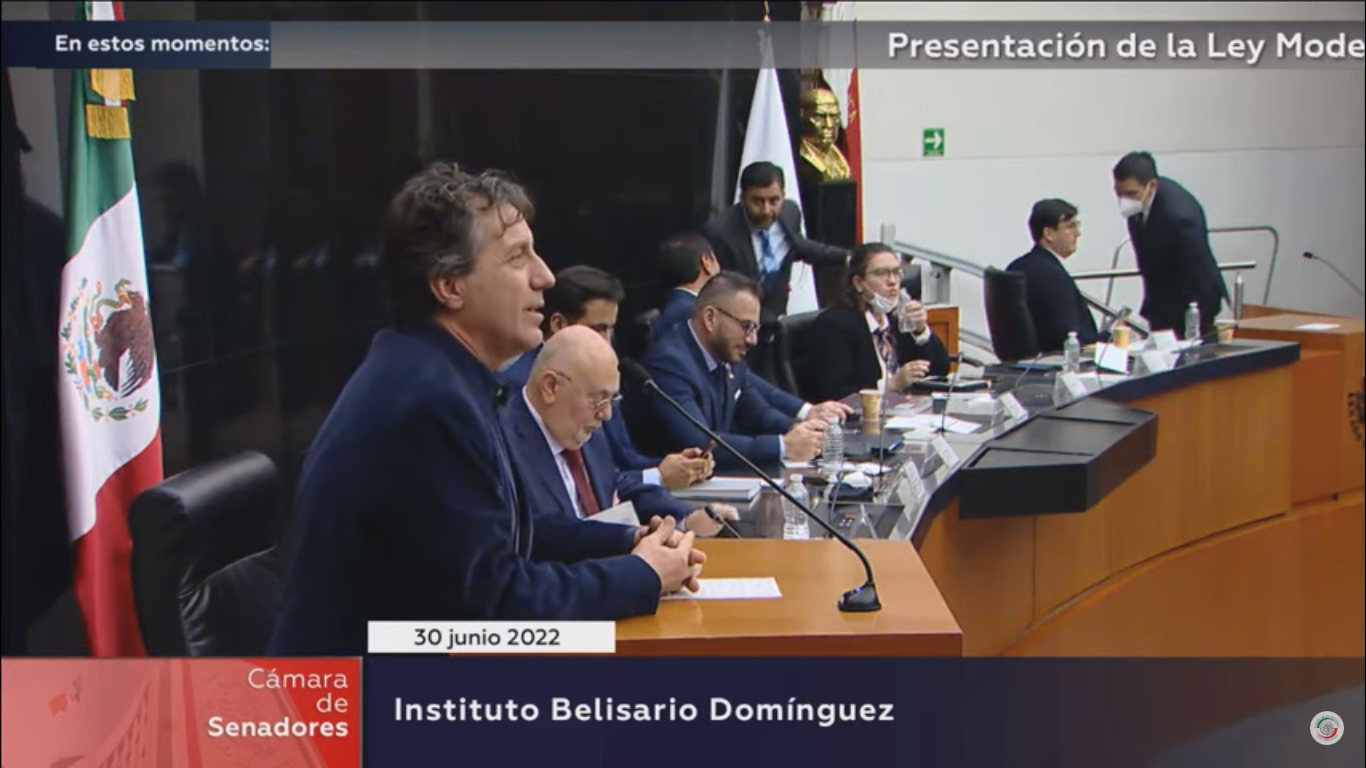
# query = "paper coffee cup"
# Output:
<box><xmin>1216</xmin><ymin>320</ymin><xmax>1235</xmax><ymax>343</ymax></box>
<box><xmin>859</xmin><ymin>389</ymin><xmax>883</xmax><ymax>421</ymax></box>
<box><xmin>1112</xmin><ymin>324</ymin><xmax>1130</xmax><ymax>349</ymax></box>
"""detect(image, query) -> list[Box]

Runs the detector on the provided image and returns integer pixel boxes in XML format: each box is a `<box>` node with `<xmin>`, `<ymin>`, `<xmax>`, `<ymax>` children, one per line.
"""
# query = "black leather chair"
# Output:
<box><xmin>129</xmin><ymin>451</ymin><xmax>284</xmax><ymax>656</ymax></box>
<box><xmin>983</xmin><ymin>267</ymin><xmax>1042</xmax><ymax>362</ymax></box>
<box><xmin>624</xmin><ymin>308</ymin><xmax>660</xmax><ymax>360</ymax></box>
<box><xmin>902</xmin><ymin>261</ymin><xmax>923</xmax><ymax>301</ymax></box>
<box><xmin>777</xmin><ymin>310</ymin><xmax>824</xmax><ymax>399</ymax></box>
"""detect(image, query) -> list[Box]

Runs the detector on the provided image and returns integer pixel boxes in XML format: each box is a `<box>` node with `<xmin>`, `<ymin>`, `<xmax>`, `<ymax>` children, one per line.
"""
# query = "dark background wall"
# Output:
<box><xmin>1</xmin><ymin>0</ymin><xmax>806</xmax><ymax>653</ymax></box>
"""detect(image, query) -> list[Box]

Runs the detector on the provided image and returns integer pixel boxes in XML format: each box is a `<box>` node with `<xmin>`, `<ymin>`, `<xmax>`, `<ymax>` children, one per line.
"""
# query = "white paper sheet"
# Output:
<box><xmin>885</xmin><ymin>413</ymin><xmax>977</xmax><ymax>434</ymax></box>
<box><xmin>588</xmin><ymin>501</ymin><xmax>639</xmax><ymax>527</ymax></box>
<box><xmin>660</xmin><ymin>577</ymin><xmax>782</xmax><ymax>601</ymax></box>
<box><xmin>1296</xmin><ymin>323</ymin><xmax>1340</xmax><ymax>331</ymax></box>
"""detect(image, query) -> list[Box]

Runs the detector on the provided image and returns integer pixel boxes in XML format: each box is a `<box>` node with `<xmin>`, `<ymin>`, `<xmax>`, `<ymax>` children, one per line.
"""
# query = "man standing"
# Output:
<box><xmin>1007</xmin><ymin>199</ymin><xmax>1108</xmax><ymax>351</ymax></box>
<box><xmin>1113</xmin><ymin>151</ymin><xmax>1227</xmax><ymax>337</ymax></box>
<box><xmin>270</xmin><ymin>163</ymin><xmax>702</xmax><ymax>656</ymax></box>
<box><xmin>703</xmin><ymin>161</ymin><xmax>848</xmax><ymax>381</ymax></box>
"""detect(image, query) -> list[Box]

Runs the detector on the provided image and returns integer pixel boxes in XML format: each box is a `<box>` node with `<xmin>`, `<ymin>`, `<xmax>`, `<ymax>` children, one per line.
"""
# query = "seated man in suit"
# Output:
<box><xmin>1006</xmin><ymin>199</ymin><xmax>1109</xmax><ymax>351</ymax></box>
<box><xmin>270</xmin><ymin>162</ymin><xmax>702</xmax><ymax>656</ymax></box>
<box><xmin>502</xmin><ymin>265</ymin><xmax>712</xmax><ymax>490</ymax></box>
<box><xmin>503</xmin><ymin>325</ymin><xmax>737</xmax><ymax>536</ymax></box>
<box><xmin>637</xmin><ymin>271</ymin><xmax>850</xmax><ymax>470</ymax></box>
<box><xmin>1113</xmin><ymin>151</ymin><xmax>1228</xmax><ymax>337</ymax></box>
<box><xmin>702</xmin><ymin>161</ymin><xmax>849</xmax><ymax>383</ymax></box>
<box><xmin>653</xmin><ymin>231</ymin><xmax>718</xmax><ymax>336</ymax></box>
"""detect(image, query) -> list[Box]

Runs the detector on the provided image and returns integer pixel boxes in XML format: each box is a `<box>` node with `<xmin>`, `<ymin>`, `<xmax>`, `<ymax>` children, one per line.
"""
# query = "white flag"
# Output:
<box><xmin>734</xmin><ymin>27</ymin><xmax>818</xmax><ymax>314</ymax></box>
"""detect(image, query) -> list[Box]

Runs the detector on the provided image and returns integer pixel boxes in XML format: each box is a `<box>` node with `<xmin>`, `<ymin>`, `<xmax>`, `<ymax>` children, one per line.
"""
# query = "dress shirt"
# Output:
<box><xmin>688</xmin><ymin>325</ymin><xmax>810</xmax><ymax>457</ymax></box>
<box><xmin>864</xmin><ymin>309</ymin><xmax>933</xmax><ymax>389</ymax></box>
<box><xmin>750</xmin><ymin>220</ymin><xmax>791</xmax><ymax>275</ymax></box>
<box><xmin>523</xmin><ymin>389</ymin><xmax>591</xmax><ymax>519</ymax></box>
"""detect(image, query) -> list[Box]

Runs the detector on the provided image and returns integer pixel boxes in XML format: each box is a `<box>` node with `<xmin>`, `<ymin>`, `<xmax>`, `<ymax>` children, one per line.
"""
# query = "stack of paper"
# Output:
<box><xmin>885</xmin><ymin>413</ymin><xmax>978</xmax><ymax>435</ymax></box>
<box><xmin>672</xmin><ymin>477</ymin><xmax>764</xmax><ymax>501</ymax></box>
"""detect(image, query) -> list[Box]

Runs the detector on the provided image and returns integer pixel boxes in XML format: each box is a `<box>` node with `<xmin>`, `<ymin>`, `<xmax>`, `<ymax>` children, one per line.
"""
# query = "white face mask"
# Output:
<box><xmin>1117</xmin><ymin>196</ymin><xmax>1144</xmax><ymax>218</ymax></box>
<box><xmin>867</xmin><ymin>291</ymin><xmax>899</xmax><ymax>315</ymax></box>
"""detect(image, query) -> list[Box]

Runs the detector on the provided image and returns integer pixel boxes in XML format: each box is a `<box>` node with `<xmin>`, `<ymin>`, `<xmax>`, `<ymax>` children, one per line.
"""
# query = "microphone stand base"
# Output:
<box><xmin>838</xmin><ymin>583</ymin><xmax>882</xmax><ymax>612</ymax></box>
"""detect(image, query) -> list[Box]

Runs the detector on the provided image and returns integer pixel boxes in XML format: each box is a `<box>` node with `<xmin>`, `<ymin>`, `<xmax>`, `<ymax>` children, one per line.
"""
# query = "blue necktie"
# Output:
<box><xmin>758</xmin><ymin>229</ymin><xmax>779</xmax><ymax>282</ymax></box>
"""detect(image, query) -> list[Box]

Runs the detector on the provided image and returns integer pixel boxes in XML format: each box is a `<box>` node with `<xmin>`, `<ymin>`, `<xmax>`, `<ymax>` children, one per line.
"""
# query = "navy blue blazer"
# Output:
<box><xmin>636</xmin><ymin>322</ymin><xmax>801</xmax><ymax>468</ymax></box>
<box><xmin>500</xmin><ymin>346</ymin><xmax>658</xmax><ymax>476</ymax></box>
<box><xmin>499</xmin><ymin>392</ymin><xmax>693</xmax><ymax>525</ymax></box>
<box><xmin>1006</xmin><ymin>246</ymin><xmax>1107</xmax><ymax>351</ymax></box>
<box><xmin>269</xmin><ymin>325</ymin><xmax>661</xmax><ymax>656</ymax></box>
<box><xmin>1126</xmin><ymin>176</ymin><xmax>1228</xmax><ymax>335</ymax></box>
<box><xmin>653</xmin><ymin>289</ymin><xmax>696</xmax><ymax>337</ymax></box>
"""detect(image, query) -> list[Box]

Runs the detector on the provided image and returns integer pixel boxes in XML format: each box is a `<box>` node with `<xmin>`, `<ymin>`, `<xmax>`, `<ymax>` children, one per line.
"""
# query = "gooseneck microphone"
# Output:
<box><xmin>1303</xmin><ymin>252</ymin><xmax>1365</xmax><ymax>299</ymax></box>
<box><xmin>620</xmin><ymin>359</ymin><xmax>881</xmax><ymax>612</ymax></box>
<box><xmin>936</xmin><ymin>352</ymin><xmax>967</xmax><ymax>434</ymax></box>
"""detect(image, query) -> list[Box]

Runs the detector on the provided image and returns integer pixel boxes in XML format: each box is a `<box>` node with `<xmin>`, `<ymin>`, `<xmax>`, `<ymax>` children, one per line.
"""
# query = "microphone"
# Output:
<box><xmin>1100</xmin><ymin>306</ymin><xmax>1132</xmax><ymax>335</ymax></box>
<box><xmin>936</xmin><ymin>352</ymin><xmax>967</xmax><ymax>434</ymax></box>
<box><xmin>703</xmin><ymin>503</ymin><xmax>744</xmax><ymax>539</ymax></box>
<box><xmin>620</xmin><ymin>359</ymin><xmax>881</xmax><ymax>612</ymax></box>
<box><xmin>1010</xmin><ymin>351</ymin><xmax>1049</xmax><ymax>392</ymax></box>
<box><xmin>1303</xmin><ymin>252</ymin><xmax>1365</xmax><ymax>298</ymax></box>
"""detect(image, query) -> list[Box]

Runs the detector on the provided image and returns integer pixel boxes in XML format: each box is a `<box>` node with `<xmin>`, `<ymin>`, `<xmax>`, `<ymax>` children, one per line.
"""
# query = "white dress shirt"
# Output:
<box><xmin>865</xmin><ymin>310</ymin><xmax>933</xmax><ymax>390</ymax></box>
<box><xmin>750</xmin><ymin>220</ymin><xmax>791</xmax><ymax>274</ymax></box>
<box><xmin>523</xmin><ymin>389</ymin><xmax>588</xmax><ymax>519</ymax></box>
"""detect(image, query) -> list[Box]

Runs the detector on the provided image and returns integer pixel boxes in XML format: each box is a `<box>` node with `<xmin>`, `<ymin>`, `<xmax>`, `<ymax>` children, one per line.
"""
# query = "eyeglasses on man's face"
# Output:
<box><xmin>710</xmin><ymin>305</ymin><xmax>760</xmax><ymax>338</ymax></box>
<box><xmin>549</xmin><ymin>370</ymin><xmax>621</xmax><ymax>415</ymax></box>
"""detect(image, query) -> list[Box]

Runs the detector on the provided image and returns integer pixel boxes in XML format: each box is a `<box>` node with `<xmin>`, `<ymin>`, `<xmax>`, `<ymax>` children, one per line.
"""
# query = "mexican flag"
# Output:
<box><xmin>57</xmin><ymin>0</ymin><xmax>162</xmax><ymax>656</ymax></box>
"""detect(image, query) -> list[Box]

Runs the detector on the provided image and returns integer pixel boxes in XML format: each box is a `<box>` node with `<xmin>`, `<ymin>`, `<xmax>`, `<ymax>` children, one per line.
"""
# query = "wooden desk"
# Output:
<box><xmin>616</xmin><ymin>540</ymin><xmax>962</xmax><ymax>657</ymax></box>
<box><xmin>916</xmin><ymin>320</ymin><xmax>1365</xmax><ymax>658</ymax></box>
<box><xmin>927</xmin><ymin>306</ymin><xmax>959</xmax><ymax>361</ymax></box>
<box><xmin>1234</xmin><ymin>314</ymin><xmax>1365</xmax><ymax>504</ymax></box>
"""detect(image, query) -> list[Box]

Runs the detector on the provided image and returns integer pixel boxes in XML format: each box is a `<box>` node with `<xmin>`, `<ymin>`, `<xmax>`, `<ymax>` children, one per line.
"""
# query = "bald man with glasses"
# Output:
<box><xmin>501</xmin><ymin>326</ymin><xmax>737</xmax><ymax>535</ymax></box>
<box><xmin>635</xmin><ymin>271</ymin><xmax>849</xmax><ymax>470</ymax></box>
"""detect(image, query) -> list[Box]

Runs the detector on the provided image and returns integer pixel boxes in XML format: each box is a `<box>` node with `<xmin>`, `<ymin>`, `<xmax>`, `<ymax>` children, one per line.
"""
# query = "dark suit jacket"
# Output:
<box><xmin>500</xmin><ymin>346</ymin><xmax>657</xmax><ymax>476</ymax></box>
<box><xmin>636</xmin><ymin>322</ymin><xmax>802</xmax><ymax>469</ymax></box>
<box><xmin>500</xmin><ymin>392</ymin><xmax>692</xmax><ymax>525</ymax></box>
<box><xmin>1006</xmin><ymin>246</ymin><xmax>1108</xmax><ymax>351</ymax></box>
<box><xmin>653</xmin><ymin>289</ymin><xmax>696</xmax><ymax>337</ymax></box>
<box><xmin>269</xmin><ymin>325</ymin><xmax>660</xmax><ymax>656</ymax></box>
<box><xmin>702</xmin><ymin>200</ymin><xmax>847</xmax><ymax>323</ymax></box>
<box><xmin>803</xmin><ymin>305</ymin><xmax>953</xmax><ymax>403</ymax></box>
<box><xmin>1127</xmin><ymin>176</ymin><xmax>1228</xmax><ymax>335</ymax></box>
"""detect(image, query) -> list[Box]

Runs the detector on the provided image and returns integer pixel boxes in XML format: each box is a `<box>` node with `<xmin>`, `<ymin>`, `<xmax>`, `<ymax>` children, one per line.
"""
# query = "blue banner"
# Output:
<box><xmin>1</xmin><ymin>22</ymin><xmax>270</xmax><ymax>69</ymax></box>
<box><xmin>362</xmin><ymin>657</ymin><xmax>1364</xmax><ymax>767</ymax></box>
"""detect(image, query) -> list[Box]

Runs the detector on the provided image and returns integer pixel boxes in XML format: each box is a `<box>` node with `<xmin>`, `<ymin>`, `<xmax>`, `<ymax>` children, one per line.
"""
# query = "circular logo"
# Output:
<box><xmin>1311</xmin><ymin>711</ymin><xmax>1343</xmax><ymax>745</ymax></box>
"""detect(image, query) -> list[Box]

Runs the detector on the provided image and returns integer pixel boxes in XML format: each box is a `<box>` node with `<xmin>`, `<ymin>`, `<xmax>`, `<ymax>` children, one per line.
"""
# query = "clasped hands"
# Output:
<box><xmin>632</xmin><ymin>515</ymin><xmax>707</xmax><ymax>595</ymax></box>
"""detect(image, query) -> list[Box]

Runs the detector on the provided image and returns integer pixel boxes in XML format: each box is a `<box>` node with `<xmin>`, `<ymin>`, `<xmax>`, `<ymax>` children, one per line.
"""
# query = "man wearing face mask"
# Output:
<box><xmin>1112</xmin><ymin>151</ymin><xmax>1228</xmax><ymax>337</ymax></box>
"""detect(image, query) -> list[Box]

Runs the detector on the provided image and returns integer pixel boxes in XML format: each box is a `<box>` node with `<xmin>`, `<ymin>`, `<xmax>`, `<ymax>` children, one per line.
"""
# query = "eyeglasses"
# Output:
<box><xmin>710</xmin><ymin>306</ymin><xmax>760</xmax><ymax>337</ymax></box>
<box><xmin>863</xmin><ymin>267</ymin><xmax>902</xmax><ymax>281</ymax></box>
<box><xmin>549</xmin><ymin>370</ymin><xmax>621</xmax><ymax>415</ymax></box>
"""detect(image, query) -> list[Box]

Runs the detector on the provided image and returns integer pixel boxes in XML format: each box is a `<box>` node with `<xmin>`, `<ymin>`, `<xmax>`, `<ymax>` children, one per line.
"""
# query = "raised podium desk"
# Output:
<box><xmin>700</xmin><ymin>315</ymin><xmax>1363</xmax><ymax>660</ymax></box>
<box><xmin>616</xmin><ymin>540</ymin><xmax>961</xmax><ymax>657</ymax></box>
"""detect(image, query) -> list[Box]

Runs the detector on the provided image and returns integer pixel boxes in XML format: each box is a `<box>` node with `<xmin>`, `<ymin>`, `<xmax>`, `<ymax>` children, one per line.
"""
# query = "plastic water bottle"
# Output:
<box><xmin>898</xmin><ymin>289</ymin><xmax>916</xmax><ymax>334</ymax></box>
<box><xmin>1184</xmin><ymin>302</ymin><xmax>1201</xmax><ymax>342</ymax></box>
<box><xmin>781</xmin><ymin>474</ymin><xmax>810</xmax><ymax>540</ymax></box>
<box><xmin>822</xmin><ymin>417</ymin><xmax>844</xmax><ymax>480</ymax></box>
<box><xmin>1063</xmin><ymin>331</ymin><xmax>1081</xmax><ymax>373</ymax></box>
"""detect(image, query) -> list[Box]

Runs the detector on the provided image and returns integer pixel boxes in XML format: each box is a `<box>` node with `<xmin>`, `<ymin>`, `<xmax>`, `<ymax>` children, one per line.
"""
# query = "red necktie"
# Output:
<box><xmin>561</xmin><ymin>448</ymin><xmax>600</xmax><ymax>517</ymax></box>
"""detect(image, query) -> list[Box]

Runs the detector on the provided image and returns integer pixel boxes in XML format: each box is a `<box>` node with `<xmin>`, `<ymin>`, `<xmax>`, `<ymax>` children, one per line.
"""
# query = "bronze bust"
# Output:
<box><xmin>797</xmin><ymin>87</ymin><xmax>851</xmax><ymax>182</ymax></box>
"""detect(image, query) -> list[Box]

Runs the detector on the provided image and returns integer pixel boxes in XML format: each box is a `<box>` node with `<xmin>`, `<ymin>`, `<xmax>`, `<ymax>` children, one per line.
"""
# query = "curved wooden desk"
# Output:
<box><xmin>915</xmin><ymin>318</ymin><xmax>1364</xmax><ymax>658</ymax></box>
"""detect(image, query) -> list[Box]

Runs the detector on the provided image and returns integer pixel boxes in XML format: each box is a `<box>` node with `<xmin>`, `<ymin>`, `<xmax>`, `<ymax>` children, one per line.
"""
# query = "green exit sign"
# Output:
<box><xmin>923</xmin><ymin>128</ymin><xmax>945</xmax><ymax>157</ymax></box>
